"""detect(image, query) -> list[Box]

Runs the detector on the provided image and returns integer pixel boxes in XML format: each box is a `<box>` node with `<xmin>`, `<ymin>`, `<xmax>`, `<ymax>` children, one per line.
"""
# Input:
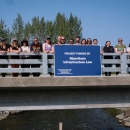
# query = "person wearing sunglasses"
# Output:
<box><xmin>86</xmin><ymin>38</ymin><xmax>92</xmax><ymax>45</ymax></box>
<box><xmin>75</xmin><ymin>36</ymin><xmax>81</xmax><ymax>45</ymax></box>
<box><xmin>61</xmin><ymin>36</ymin><xmax>66</xmax><ymax>44</ymax></box>
<box><xmin>10</xmin><ymin>37</ymin><xmax>21</xmax><ymax>77</ymax></box>
<box><xmin>69</xmin><ymin>38</ymin><xmax>74</xmax><ymax>45</ymax></box>
<box><xmin>115</xmin><ymin>38</ymin><xmax>126</xmax><ymax>75</ymax></box>
<box><xmin>30</xmin><ymin>38</ymin><xmax>42</xmax><ymax>77</ymax></box>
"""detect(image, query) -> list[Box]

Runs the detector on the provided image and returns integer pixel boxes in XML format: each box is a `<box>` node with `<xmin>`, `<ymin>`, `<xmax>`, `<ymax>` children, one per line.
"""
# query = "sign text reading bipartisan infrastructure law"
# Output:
<box><xmin>54</xmin><ymin>45</ymin><xmax>101</xmax><ymax>76</ymax></box>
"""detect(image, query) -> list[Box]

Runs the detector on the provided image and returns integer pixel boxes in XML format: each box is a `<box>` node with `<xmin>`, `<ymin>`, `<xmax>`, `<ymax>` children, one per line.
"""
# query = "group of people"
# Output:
<box><xmin>0</xmin><ymin>36</ymin><xmax>54</xmax><ymax>77</ymax></box>
<box><xmin>0</xmin><ymin>35</ymin><xmax>129</xmax><ymax>77</ymax></box>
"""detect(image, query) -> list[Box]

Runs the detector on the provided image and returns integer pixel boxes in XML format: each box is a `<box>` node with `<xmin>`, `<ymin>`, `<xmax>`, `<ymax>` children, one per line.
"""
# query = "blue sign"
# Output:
<box><xmin>54</xmin><ymin>45</ymin><xmax>101</xmax><ymax>76</ymax></box>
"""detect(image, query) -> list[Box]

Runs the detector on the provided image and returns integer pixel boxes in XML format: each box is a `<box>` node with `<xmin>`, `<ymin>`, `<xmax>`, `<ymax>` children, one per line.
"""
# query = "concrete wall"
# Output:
<box><xmin>0</xmin><ymin>76</ymin><xmax>130</xmax><ymax>110</ymax></box>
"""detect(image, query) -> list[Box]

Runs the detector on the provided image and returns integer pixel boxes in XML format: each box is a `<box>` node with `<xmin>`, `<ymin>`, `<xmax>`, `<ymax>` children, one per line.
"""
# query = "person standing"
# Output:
<box><xmin>61</xmin><ymin>36</ymin><xmax>66</xmax><ymax>44</ymax></box>
<box><xmin>69</xmin><ymin>38</ymin><xmax>74</xmax><ymax>45</ymax></box>
<box><xmin>81</xmin><ymin>38</ymin><xmax>87</xmax><ymax>45</ymax></box>
<box><xmin>10</xmin><ymin>37</ymin><xmax>20</xmax><ymax>77</ymax></box>
<box><xmin>30</xmin><ymin>37</ymin><xmax>42</xmax><ymax>77</ymax></box>
<box><xmin>86</xmin><ymin>38</ymin><xmax>92</xmax><ymax>45</ymax></box>
<box><xmin>75</xmin><ymin>36</ymin><xmax>81</xmax><ymax>45</ymax></box>
<box><xmin>0</xmin><ymin>38</ymin><xmax>10</xmax><ymax>77</ymax></box>
<box><xmin>103</xmin><ymin>41</ymin><xmax>114</xmax><ymax>76</ymax></box>
<box><xmin>56</xmin><ymin>36</ymin><xmax>62</xmax><ymax>45</ymax></box>
<box><xmin>42</xmin><ymin>37</ymin><xmax>54</xmax><ymax>53</ymax></box>
<box><xmin>115</xmin><ymin>38</ymin><xmax>126</xmax><ymax>75</ymax></box>
<box><xmin>21</xmin><ymin>39</ymin><xmax>30</xmax><ymax>77</ymax></box>
<box><xmin>93</xmin><ymin>39</ymin><xmax>98</xmax><ymax>46</ymax></box>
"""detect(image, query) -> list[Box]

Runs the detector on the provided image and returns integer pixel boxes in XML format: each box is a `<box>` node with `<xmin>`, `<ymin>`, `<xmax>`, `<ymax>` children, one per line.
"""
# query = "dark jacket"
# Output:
<box><xmin>30</xmin><ymin>42</ymin><xmax>42</xmax><ymax>59</ymax></box>
<box><xmin>103</xmin><ymin>46</ymin><xmax>114</xmax><ymax>59</ymax></box>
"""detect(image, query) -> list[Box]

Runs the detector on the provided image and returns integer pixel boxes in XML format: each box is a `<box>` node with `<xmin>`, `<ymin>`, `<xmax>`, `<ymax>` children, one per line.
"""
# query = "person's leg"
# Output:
<box><xmin>13</xmin><ymin>64</ymin><xmax>19</xmax><ymax>77</ymax></box>
<box><xmin>108</xmin><ymin>64</ymin><xmax>112</xmax><ymax>76</ymax></box>
<box><xmin>31</xmin><ymin>64</ymin><xmax>35</xmax><ymax>76</ymax></box>
<box><xmin>115</xmin><ymin>56</ymin><xmax>120</xmax><ymax>76</ymax></box>
<box><xmin>35</xmin><ymin>64</ymin><xmax>40</xmax><ymax>77</ymax></box>
<box><xmin>116</xmin><ymin>64</ymin><xmax>120</xmax><ymax>75</ymax></box>
<box><xmin>104</xmin><ymin>64</ymin><xmax>108</xmax><ymax>76</ymax></box>
<box><xmin>21</xmin><ymin>64</ymin><xmax>24</xmax><ymax>77</ymax></box>
<box><xmin>1</xmin><ymin>64</ymin><xmax>7</xmax><ymax>77</ymax></box>
<box><xmin>23</xmin><ymin>64</ymin><xmax>30</xmax><ymax>77</ymax></box>
<box><xmin>11</xmin><ymin>64</ymin><xmax>15</xmax><ymax>77</ymax></box>
<box><xmin>128</xmin><ymin>64</ymin><xmax>130</xmax><ymax>74</ymax></box>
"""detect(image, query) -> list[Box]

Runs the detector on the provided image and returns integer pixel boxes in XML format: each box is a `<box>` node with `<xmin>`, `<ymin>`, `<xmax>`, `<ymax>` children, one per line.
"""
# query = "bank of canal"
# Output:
<box><xmin>0</xmin><ymin>109</ymin><xmax>129</xmax><ymax>130</ymax></box>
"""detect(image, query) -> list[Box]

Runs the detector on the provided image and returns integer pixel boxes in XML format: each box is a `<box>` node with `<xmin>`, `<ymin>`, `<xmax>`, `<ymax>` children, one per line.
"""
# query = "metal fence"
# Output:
<box><xmin>0</xmin><ymin>52</ymin><xmax>130</xmax><ymax>76</ymax></box>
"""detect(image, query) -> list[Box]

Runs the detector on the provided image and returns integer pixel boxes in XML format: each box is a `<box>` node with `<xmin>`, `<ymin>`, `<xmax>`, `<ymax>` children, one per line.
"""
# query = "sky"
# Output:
<box><xmin>0</xmin><ymin>0</ymin><xmax>130</xmax><ymax>46</ymax></box>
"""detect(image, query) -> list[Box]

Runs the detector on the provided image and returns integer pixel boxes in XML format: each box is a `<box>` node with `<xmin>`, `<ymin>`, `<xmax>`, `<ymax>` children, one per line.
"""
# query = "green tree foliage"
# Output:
<box><xmin>45</xmin><ymin>20</ymin><xmax>55</xmax><ymax>43</ymax></box>
<box><xmin>68</xmin><ymin>13</ymin><xmax>82</xmax><ymax>40</ymax></box>
<box><xmin>1</xmin><ymin>12</ymin><xmax>82</xmax><ymax>43</ymax></box>
<box><xmin>0</xmin><ymin>19</ymin><xmax>11</xmax><ymax>43</ymax></box>
<box><xmin>12</xmin><ymin>13</ymin><xmax>24</xmax><ymax>42</ymax></box>
<box><xmin>24</xmin><ymin>22</ymin><xmax>31</xmax><ymax>41</ymax></box>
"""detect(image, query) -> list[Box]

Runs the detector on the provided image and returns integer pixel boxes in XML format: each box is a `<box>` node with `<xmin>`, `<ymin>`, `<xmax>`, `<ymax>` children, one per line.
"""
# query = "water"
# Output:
<box><xmin>0</xmin><ymin>109</ymin><xmax>129</xmax><ymax>130</ymax></box>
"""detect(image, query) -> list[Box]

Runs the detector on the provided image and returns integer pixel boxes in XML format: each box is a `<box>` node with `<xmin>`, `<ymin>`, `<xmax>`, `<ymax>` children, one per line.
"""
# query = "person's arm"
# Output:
<box><xmin>103</xmin><ymin>46</ymin><xmax>107</xmax><ymax>53</ymax></box>
<box><xmin>42</xmin><ymin>44</ymin><xmax>49</xmax><ymax>53</ymax></box>
<box><xmin>42</xmin><ymin>44</ymin><xmax>45</xmax><ymax>52</ymax></box>
<box><xmin>15</xmin><ymin>47</ymin><xmax>20</xmax><ymax>53</ymax></box>
<box><xmin>30</xmin><ymin>44</ymin><xmax>34</xmax><ymax>52</ymax></box>
<box><xmin>124</xmin><ymin>47</ymin><xmax>126</xmax><ymax>53</ymax></box>
<box><xmin>48</xmin><ymin>45</ymin><xmax>54</xmax><ymax>54</ymax></box>
<box><xmin>28</xmin><ymin>46</ymin><xmax>30</xmax><ymax>52</ymax></box>
<box><xmin>127</xmin><ymin>47</ymin><xmax>130</xmax><ymax>53</ymax></box>
<box><xmin>10</xmin><ymin>47</ymin><xmax>14</xmax><ymax>52</ymax></box>
<box><xmin>115</xmin><ymin>48</ymin><xmax>120</xmax><ymax>53</ymax></box>
<box><xmin>111</xmin><ymin>46</ymin><xmax>114</xmax><ymax>53</ymax></box>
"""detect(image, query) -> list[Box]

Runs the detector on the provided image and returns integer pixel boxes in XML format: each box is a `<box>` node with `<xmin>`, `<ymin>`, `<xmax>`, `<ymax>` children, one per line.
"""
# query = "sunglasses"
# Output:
<box><xmin>61</xmin><ymin>39</ymin><xmax>65</xmax><ymax>40</ymax></box>
<box><xmin>34</xmin><ymin>40</ymin><xmax>38</xmax><ymax>41</ymax></box>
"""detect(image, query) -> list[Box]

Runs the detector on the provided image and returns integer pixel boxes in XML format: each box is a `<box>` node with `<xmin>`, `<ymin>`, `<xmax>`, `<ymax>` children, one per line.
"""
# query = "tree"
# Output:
<box><xmin>12</xmin><ymin>13</ymin><xmax>24</xmax><ymax>42</ymax></box>
<box><xmin>68</xmin><ymin>13</ymin><xmax>82</xmax><ymax>40</ymax></box>
<box><xmin>0</xmin><ymin>19</ymin><xmax>11</xmax><ymax>43</ymax></box>
<box><xmin>53</xmin><ymin>12</ymin><xmax>82</xmax><ymax>43</ymax></box>
<box><xmin>45</xmin><ymin>20</ymin><xmax>55</xmax><ymax>43</ymax></box>
<box><xmin>24</xmin><ymin>22</ymin><xmax>31</xmax><ymax>41</ymax></box>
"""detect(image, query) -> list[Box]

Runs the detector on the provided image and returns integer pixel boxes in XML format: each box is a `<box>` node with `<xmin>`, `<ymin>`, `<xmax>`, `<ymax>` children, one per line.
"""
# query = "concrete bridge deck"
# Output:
<box><xmin>0</xmin><ymin>75</ymin><xmax>130</xmax><ymax>87</ymax></box>
<box><xmin>0</xmin><ymin>76</ymin><xmax>130</xmax><ymax>111</ymax></box>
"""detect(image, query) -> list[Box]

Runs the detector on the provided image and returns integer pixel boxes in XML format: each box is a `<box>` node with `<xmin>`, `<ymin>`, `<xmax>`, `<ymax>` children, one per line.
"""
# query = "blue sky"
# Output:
<box><xmin>0</xmin><ymin>0</ymin><xmax>130</xmax><ymax>46</ymax></box>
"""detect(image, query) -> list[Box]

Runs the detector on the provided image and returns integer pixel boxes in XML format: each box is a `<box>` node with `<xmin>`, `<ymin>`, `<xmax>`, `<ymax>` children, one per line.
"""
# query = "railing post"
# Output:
<box><xmin>41</xmin><ymin>53</ymin><xmax>50</xmax><ymax>77</ymax></box>
<box><xmin>121</xmin><ymin>53</ymin><xmax>127</xmax><ymax>74</ymax></box>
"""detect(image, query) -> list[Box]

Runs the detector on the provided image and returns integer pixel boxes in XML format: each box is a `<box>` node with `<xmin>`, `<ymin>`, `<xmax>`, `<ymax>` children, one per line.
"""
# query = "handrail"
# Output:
<box><xmin>0</xmin><ymin>52</ymin><xmax>129</xmax><ymax>76</ymax></box>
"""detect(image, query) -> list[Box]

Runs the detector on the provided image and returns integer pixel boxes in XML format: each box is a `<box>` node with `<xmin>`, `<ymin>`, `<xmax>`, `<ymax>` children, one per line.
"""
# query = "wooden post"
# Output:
<box><xmin>59</xmin><ymin>122</ymin><xmax>62</xmax><ymax>130</ymax></box>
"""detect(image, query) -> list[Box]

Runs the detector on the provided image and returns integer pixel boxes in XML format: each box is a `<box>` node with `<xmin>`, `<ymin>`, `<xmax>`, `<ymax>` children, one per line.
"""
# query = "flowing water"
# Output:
<box><xmin>0</xmin><ymin>109</ymin><xmax>129</xmax><ymax>130</ymax></box>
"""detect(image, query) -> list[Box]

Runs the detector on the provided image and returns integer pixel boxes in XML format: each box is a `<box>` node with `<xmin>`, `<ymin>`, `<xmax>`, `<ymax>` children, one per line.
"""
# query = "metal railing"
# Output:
<box><xmin>102</xmin><ymin>53</ymin><xmax>130</xmax><ymax>74</ymax></box>
<box><xmin>0</xmin><ymin>52</ymin><xmax>130</xmax><ymax>76</ymax></box>
<box><xmin>0</xmin><ymin>53</ymin><xmax>54</xmax><ymax>75</ymax></box>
